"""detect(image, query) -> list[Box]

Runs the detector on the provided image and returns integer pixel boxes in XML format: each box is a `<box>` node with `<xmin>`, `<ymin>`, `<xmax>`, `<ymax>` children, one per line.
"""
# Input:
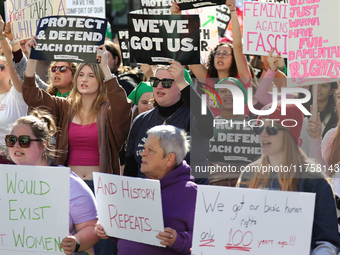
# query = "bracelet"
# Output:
<box><xmin>74</xmin><ymin>238</ymin><xmax>80</xmax><ymax>253</ymax></box>
<box><xmin>9</xmin><ymin>40</ymin><xmax>19</xmax><ymax>45</ymax></box>
<box><xmin>0</xmin><ymin>35</ymin><xmax>5</xmax><ymax>41</ymax></box>
<box><xmin>104</xmin><ymin>74</ymin><xmax>115</xmax><ymax>82</ymax></box>
<box><xmin>230</xmin><ymin>9</ymin><xmax>236</xmax><ymax>12</ymax></box>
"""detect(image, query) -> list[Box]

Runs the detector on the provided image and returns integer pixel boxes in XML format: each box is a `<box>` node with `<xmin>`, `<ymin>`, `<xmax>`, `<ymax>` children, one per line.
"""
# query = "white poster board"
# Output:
<box><xmin>184</xmin><ymin>7</ymin><xmax>219</xmax><ymax>64</ymax></box>
<box><xmin>66</xmin><ymin>0</ymin><xmax>105</xmax><ymax>18</ymax></box>
<box><xmin>6</xmin><ymin>0</ymin><xmax>66</xmax><ymax>41</ymax></box>
<box><xmin>243</xmin><ymin>1</ymin><xmax>289</xmax><ymax>57</ymax></box>
<box><xmin>287</xmin><ymin>0</ymin><xmax>340</xmax><ymax>86</ymax></box>
<box><xmin>93</xmin><ymin>173</ymin><xmax>165</xmax><ymax>247</ymax></box>
<box><xmin>0</xmin><ymin>165</ymin><xmax>69</xmax><ymax>254</ymax></box>
<box><xmin>192</xmin><ymin>185</ymin><xmax>315</xmax><ymax>255</ymax></box>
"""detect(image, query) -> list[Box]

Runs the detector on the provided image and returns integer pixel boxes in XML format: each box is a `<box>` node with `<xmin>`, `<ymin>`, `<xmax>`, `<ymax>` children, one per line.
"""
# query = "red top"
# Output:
<box><xmin>68</xmin><ymin>122</ymin><xmax>100</xmax><ymax>166</ymax></box>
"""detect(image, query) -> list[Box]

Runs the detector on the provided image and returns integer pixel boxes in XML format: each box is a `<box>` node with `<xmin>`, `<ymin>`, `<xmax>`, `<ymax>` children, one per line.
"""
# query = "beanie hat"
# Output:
<box><xmin>128</xmin><ymin>81</ymin><xmax>153</xmax><ymax>105</ymax></box>
<box><xmin>258</xmin><ymin>103</ymin><xmax>304</xmax><ymax>145</ymax></box>
<box><xmin>216</xmin><ymin>77</ymin><xmax>248</xmax><ymax>106</ymax></box>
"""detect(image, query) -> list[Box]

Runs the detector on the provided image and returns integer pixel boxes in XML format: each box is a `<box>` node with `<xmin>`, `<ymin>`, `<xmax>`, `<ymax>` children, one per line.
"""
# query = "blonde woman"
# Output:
<box><xmin>238</xmin><ymin>104</ymin><xmax>340</xmax><ymax>254</ymax></box>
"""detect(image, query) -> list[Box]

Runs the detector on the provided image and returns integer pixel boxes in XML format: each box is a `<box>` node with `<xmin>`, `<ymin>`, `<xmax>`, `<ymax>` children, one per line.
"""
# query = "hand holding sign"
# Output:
<box><xmin>0</xmin><ymin>16</ymin><xmax>5</xmax><ymax>38</ymax></box>
<box><xmin>96</xmin><ymin>45</ymin><xmax>112</xmax><ymax>79</ymax></box>
<box><xmin>267</xmin><ymin>48</ymin><xmax>281</xmax><ymax>72</ymax></box>
<box><xmin>169</xmin><ymin>60</ymin><xmax>188</xmax><ymax>90</ymax></box>
<box><xmin>157</xmin><ymin>227</ymin><xmax>177</xmax><ymax>247</ymax></box>
<box><xmin>170</xmin><ymin>2</ymin><xmax>181</xmax><ymax>15</ymax></box>
<box><xmin>5</xmin><ymin>22</ymin><xmax>14</xmax><ymax>42</ymax></box>
<box><xmin>225</xmin><ymin>0</ymin><xmax>236</xmax><ymax>11</ymax></box>
<box><xmin>60</xmin><ymin>235</ymin><xmax>77</xmax><ymax>255</ymax></box>
<box><xmin>95</xmin><ymin>222</ymin><xmax>110</xmax><ymax>240</ymax></box>
<box><xmin>25</xmin><ymin>35</ymin><xmax>38</xmax><ymax>58</ymax></box>
<box><xmin>306</xmin><ymin>105</ymin><xmax>321</xmax><ymax>139</ymax></box>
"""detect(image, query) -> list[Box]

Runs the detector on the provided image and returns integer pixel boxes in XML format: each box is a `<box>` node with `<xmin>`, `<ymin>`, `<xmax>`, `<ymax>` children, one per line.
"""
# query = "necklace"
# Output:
<box><xmin>157</xmin><ymin>106</ymin><xmax>183</xmax><ymax>125</ymax></box>
<box><xmin>0</xmin><ymin>90</ymin><xmax>9</xmax><ymax>106</ymax></box>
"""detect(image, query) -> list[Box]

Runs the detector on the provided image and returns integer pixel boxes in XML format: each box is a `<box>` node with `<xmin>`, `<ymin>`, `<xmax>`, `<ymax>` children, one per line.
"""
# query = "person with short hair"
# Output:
<box><xmin>96</xmin><ymin>125</ymin><xmax>197</xmax><ymax>255</ymax></box>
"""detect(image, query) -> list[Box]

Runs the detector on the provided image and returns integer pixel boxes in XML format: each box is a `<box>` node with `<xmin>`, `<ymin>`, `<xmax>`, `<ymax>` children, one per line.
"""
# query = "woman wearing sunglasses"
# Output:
<box><xmin>5</xmin><ymin>110</ymin><xmax>100</xmax><ymax>255</ymax></box>
<box><xmin>124</xmin><ymin>60</ymin><xmax>214</xmax><ymax>182</ymax></box>
<box><xmin>171</xmin><ymin>0</ymin><xmax>251</xmax><ymax>117</ymax></box>
<box><xmin>22</xmin><ymin>37</ymin><xmax>131</xmax><ymax>182</ymax></box>
<box><xmin>238</xmin><ymin>104</ymin><xmax>340</xmax><ymax>254</ymax></box>
<box><xmin>0</xmin><ymin>18</ymin><xmax>27</xmax><ymax>155</ymax></box>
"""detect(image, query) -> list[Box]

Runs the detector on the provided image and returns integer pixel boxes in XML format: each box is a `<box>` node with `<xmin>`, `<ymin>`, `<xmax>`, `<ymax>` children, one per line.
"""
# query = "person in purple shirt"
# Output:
<box><xmin>96</xmin><ymin>125</ymin><xmax>197</xmax><ymax>255</ymax></box>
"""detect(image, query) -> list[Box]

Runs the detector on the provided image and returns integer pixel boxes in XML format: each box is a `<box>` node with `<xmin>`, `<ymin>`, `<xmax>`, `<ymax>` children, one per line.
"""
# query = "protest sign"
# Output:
<box><xmin>117</xmin><ymin>29</ymin><xmax>133</xmax><ymax>67</ymax></box>
<box><xmin>30</xmin><ymin>15</ymin><xmax>107</xmax><ymax>63</ymax></box>
<box><xmin>192</xmin><ymin>185</ymin><xmax>315</xmax><ymax>254</ymax></box>
<box><xmin>216</xmin><ymin>4</ymin><xmax>231</xmax><ymax>37</ymax></box>
<box><xmin>184</xmin><ymin>7</ymin><xmax>219</xmax><ymax>64</ymax></box>
<box><xmin>131</xmin><ymin>0</ymin><xmax>172</xmax><ymax>15</ymax></box>
<box><xmin>287</xmin><ymin>0</ymin><xmax>340</xmax><ymax>86</ymax></box>
<box><xmin>93</xmin><ymin>173</ymin><xmax>165</xmax><ymax>247</ymax></box>
<box><xmin>65</xmin><ymin>0</ymin><xmax>105</xmax><ymax>18</ymax></box>
<box><xmin>128</xmin><ymin>14</ymin><xmax>200</xmax><ymax>65</ymax></box>
<box><xmin>258</xmin><ymin>0</ymin><xmax>288</xmax><ymax>3</ymax></box>
<box><xmin>209</xmin><ymin>119</ymin><xmax>262</xmax><ymax>162</ymax></box>
<box><xmin>175</xmin><ymin>0</ymin><xmax>225</xmax><ymax>11</ymax></box>
<box><xmin>6</xmin><ymin>0</ymin><xmax>66</xmax><ymax>41</ymax></box>
<box><xmin>243</xmin><ymin>1</ymin><xmax>289</xmax><ymax>57</ymax></box>
<box><xmin>0</xmin><ymin>165</ymin><xmax>69</xmax><ymax>254</ymax></box>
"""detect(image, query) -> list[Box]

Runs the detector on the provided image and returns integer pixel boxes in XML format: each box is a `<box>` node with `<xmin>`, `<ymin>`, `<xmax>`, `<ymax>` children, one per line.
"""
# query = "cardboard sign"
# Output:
<box><xmin>65</xmin><ymin>0</ymin><xmax>105</xmax><ymax>18</ymax></box>
<box><xmin>216</xmin><ymin>4</ymin><xmax>231</xmax><ymax>37</ymax></box>
<box><xmin>117</xmin><ymin>29</ymin><xmax>132</xmax><ymax>67</ymax></box>
<box><xmin>184</xmin><ymin>7</ymin><xmax>219</xmax><ymax>64</ymax></box>
<box><xmin>131</xmin><ymin>0</ymin><xmax>172</xmax><ymax>15</ymax></box>
<box><xmin>128</xmin><ymin>14</ymin><xmax>200</xmax><ymax>65</ymax></box>
<box><xmin>0</xmin><ymin>165</ymin><xmax>69</xmax><ymax>254</ymax></box>
<box><xmin>30</xmin><ymin>15</ymin><xmax>107</xmax><ymax>63</ymax></box>
<box><xmin>6</xmin><ymin>0</ymin><xmax>66</xmax><ymax>41</ymax></box>
<box><xmin>209</xmin><ymin>119</ymin><xmax>262</xmax><ymax>162</ymax></box>
<box><xmin>175</xmin><ymin>0</ymin><xmax>225</xmax><ymax>11</ymax></box>
<box><xmin>93</xmin><ymin>173</ymin><xmax>165</xmax><ymax>247</ymax></box>
<box><xmin>287</xmin><ymin>0</ymin><xmax>340</xmax><ymax>86</ymax></box>
<box><xmin>243</xmin><ymin>1</ymin><xmax>289</xmax><ymax>57</ymax></box>
<box><xmin>192</xmin><ymin>185</ymin><xmax>315</xmax><ymax>255</ymax></box>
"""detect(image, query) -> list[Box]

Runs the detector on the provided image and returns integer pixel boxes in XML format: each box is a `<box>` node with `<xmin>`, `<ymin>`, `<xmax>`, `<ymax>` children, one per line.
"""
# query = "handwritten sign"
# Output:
<box><xmin>30</xmin><ymin>15</ymin><xmax>107</xmax><ymax>63</ymax></box>
<box><xmin>93</xmin><ymin>173</ymin><xmax>164</xmax><ymax>247</ymax></box>
<box><xmin>6</xmin><ymin>0</ymin><xmax>66</xmax><ymax>41</ymax></box>
<box><xmin>184</xmin><ymin>7</ymin><xmax>219</xmax><ymax>64</ymax></box>
<box><xmin>131</xmin><ymin>0</ymin><xmax>172</xmax><ymax>15</ymax></box>
<box><xmin>0</xmin><ymin>165</ymin><xmax>69</xmax><ymax>254</ymax></box>
<box><xmin>243</xmin><ymin>1</ymin><xmax>289</xmax><ymax>57</ymax></box>
<box><xmin>65</xmin><ymin>0</ymin><xmax>105</xmax><ymax>18</ymax></box>
<box><xmin>192</xmin><ymin>185</ymin><xmax>315</xmax><ymax>254</ymax></box>
<box><xmin>287</xmin><ymin>0</ymin><xmax>340</xmax><ymax>86</ymax></box>
<box><xmin>128</xmin><ymin>14</ymin><xmax>200</xmax><ymax>65</ymax></box>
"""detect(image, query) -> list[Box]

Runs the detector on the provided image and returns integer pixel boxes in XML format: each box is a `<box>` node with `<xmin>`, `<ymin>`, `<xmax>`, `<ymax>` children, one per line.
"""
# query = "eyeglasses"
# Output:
<box><xmin>149</xmin><ymin>77</ymin><xmax>174</xmax><ymax>89</ymax></box>
<box><xmin>213</xmin><ymin>51</ymin><xmax>231</xmax><ymax>58</ymax></box>
<box><xmin>0</xmin><ymin>64</ymin><xmax>5</xmax><ymax>71</ymax></box>
<box><xmin>51</xmin><ymin>65</ymin><xmax>72</xmax><ymax>73</ymax></box>
<box><xmin>252</xmin><ymin>126</ymin><xmax>286</xmax><ymax>136</ymax></box>
<box><xmin>5</xmin><ymin>135</ymin><xmax>41</xmax><ymax>148</ymax></box>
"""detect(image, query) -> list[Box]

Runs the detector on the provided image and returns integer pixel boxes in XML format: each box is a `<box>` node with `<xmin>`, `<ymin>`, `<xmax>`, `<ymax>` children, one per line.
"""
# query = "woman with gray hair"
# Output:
<box><xmin>96</xmin><ymin>125</ymin><xmax>197</xmax><ymax>255</ymax></box>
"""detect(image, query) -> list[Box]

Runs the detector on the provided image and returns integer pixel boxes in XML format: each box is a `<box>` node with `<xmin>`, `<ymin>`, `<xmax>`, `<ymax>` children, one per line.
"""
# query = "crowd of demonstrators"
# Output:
<box><xmin>96</xmin><ymin>125</ymin><xmax>197</xmax><ymax>255</ymax></box>
<box><xmin>6</xmin><ymin>110</ymin><xmax>100</xmax><ymax>255</ymax></box>
<box><xmin>123</xmin><ymin>60</ymin><xmax>214</xmax><ymax>185</ymax></box>
<box><xmin>0</xmin><ymin>0</ymin><xmax>340</xmax><ymax>254</ymax></box>
<box><xmin>238</xmin><ymin>104</ymin><xmax>340</xmax><ymax>254</ymax></box>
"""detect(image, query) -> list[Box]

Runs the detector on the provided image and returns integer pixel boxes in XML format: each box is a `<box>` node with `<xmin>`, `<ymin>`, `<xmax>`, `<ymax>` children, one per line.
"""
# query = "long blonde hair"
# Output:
<box><xmin>243</xmin><ymin>122</ymin><xmax>312</xmax><ymax>191</ymax></box>
<box><xmin>69</xmin><ymin>63</ymin><xmax>107</xmax><ymax>124</ymax></box>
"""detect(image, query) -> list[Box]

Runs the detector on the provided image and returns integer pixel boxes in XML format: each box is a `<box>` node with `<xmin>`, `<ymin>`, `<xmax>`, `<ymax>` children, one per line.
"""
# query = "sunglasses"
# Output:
<box><xmin>51</xmin><ymin>65</ymin><xmax>72</xmax><ymax>73</ymax></box>
<box><xmin>252</xmin><ymin>126</ymin><xmax>286</xmax><ymax>136</ymax></box>
<box><xmin>149</xmin><ymin>77</ymin><xmax>174</xmax><ymax>89</ymax></box>
<box><xmin>5</xmin><ymin>135</ymin><xmax>41</xmax><ymax>148</ymax></box>
<box><xmin>0</xmin><ymin>64</ymin><xmax>5</xmax><ymax>71</ymax></box>
<box><xmin>213</xmin><ymin>51</ymin><xmax>231</xmax><ymax>58</ymax></box>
